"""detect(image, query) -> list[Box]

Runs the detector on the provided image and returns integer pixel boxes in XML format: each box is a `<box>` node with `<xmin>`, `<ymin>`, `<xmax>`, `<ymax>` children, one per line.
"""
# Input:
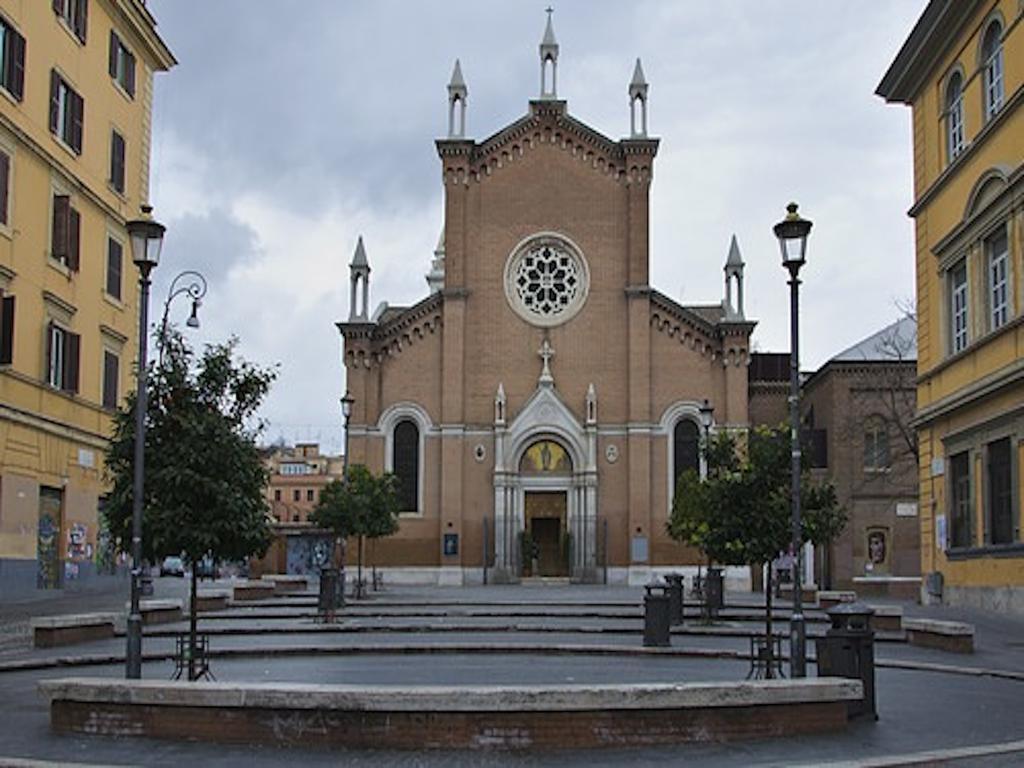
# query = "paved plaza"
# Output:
<box><xmin>1</xmin><ymin>578</ymin><xmax>1023</xmax><ymax>766</ymax></box>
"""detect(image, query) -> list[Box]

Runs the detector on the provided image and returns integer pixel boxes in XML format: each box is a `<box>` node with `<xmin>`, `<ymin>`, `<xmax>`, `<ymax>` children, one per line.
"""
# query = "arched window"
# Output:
<box><xmin>673</xmin><ymin>419</ymin><xmax>700</xmax><ymax>494</ymax></box>
<box><xmin>945</xmin><ymin>71</ymin><xmax>964</xmax><ymax>161</ymax></box>
<box><xmin>982</xmin><ymin>21</ymin><xmax>1003</xmax><ymax>120</ymax></box>
<box><xmin>393</xmin><ymin>419</ymin><xmax>419</xmax><ymax>513</ymax></box>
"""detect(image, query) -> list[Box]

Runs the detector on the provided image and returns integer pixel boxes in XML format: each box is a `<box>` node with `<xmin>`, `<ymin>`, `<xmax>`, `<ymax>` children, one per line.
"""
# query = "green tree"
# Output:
<box><xmin>311</xmin><ymin>464</ymin><xmax>400</xmax><ymax>599</ymax></box>
<box><xmin>668</xmin><ymin>425</ymin><xmax>845</xmax><ymax>673</ymax></box>
<box><xmin>104</xmin><ymin>331</ymin><xmax>276</xmax><ymax>679</ymax></box>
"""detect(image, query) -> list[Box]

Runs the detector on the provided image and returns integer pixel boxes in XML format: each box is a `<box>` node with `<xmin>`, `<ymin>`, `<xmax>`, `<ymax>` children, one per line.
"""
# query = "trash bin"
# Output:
<box><xmin>318</xmin><ymin>567</ymin><xmax>341</xmax><ymax>619</ymax></box>
<box><xmin>664</xmin><ymin>572</ymin><xmax>685</xmax><ymax>626</ymax></box>
<box><xmin>643</xmin><ymin>580</ymin><xmax>671</xmax><ymax>647</ymax></box>
<box><xmin>703</xmin><ymin>566</ymin><xmax>724</xmax><ymax>619</ymax></box>
<box><xmin>815</xmin><ymin>601</ymin><xmax>877</xmax><ymax>720</ymax></box>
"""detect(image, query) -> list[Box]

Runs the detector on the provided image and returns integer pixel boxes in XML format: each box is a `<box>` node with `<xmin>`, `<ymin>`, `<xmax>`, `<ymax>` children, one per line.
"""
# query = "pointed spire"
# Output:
<box><xmin>726</xmin><ymin>234</ymin><xmax>744</xmax><ymax>268</ymax></box>
<box><xmin>426</xmin><ymin>227</ymin><xmax>446</xmax><ymax>294</ymax></box>
<box><xmin>542</xmin><ymin>8</ymin><xmax>558</xmax><ymax>48</ymax></box>
<box><xmin>348</xmin><ymin>236</ymin><xmax>371</xmax><ymax>322</ymax></box>
<box><xmin>630</xmin><ymin>58</ymin><xmax>647</xmax><ymax>92</ymax></box>
<box><xmin>628</xmin><ymin>58</ymin><xmax>649</xmax><ymax>137</ymax></box>
<box><xmin>723</xmin><ymin>234</ymin><xmax>745</xmax><ymax>320</ymax></box>
<box><xmin>448</xmin><ymin>59</ymin><xmax>466</xmax><ymax>93</ymax></box>
<box><xmin>446</xmin><ymin>59</ymin><xmax>468</xmax><ymax>138</ymax></box>
<box><xmin>351</xmin><ymin>235</ymin><xmax>368</xmax><ymax>268</ymax></box>
<box><xmin>539</xmin><ymin>7</ymin><xmax>559</xmax><ymax>99</ymax></box>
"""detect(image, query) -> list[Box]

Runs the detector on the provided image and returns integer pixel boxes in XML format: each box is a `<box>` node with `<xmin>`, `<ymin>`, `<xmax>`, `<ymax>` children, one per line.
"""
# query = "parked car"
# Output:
<box><xmin>160</xmin><ymin>556</ymin><xmax>185</xmax><ymax>577</ymax></box>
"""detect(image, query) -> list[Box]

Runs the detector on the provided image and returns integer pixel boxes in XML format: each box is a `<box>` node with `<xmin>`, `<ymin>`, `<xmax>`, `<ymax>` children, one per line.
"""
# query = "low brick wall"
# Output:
<box><xmin>124</xmin><ymin>600</ymin><xmax>184</xmax><ymax>626</ymax></box>
<box><xmin>904</xmin><ymin>618</ymin><xmax>973</xmax><ymax>654</ymax></box>
<box><xmin>261</xmin><ymin>575</ymin><xmax>308</xmax><ymax>595</ymax></box>
<box><xmin>193</xmin><ymin>591</ymin><xmax>230</xmax><ymax>613</ymax></box>
<box><xmin>868</xmin><ymin>605</ymin><xmax>903</xmax><ymax>633</ymax></box>
<box><xmin>32</xmin><ymin>614</ymin><xmax>116</xmax><ymax>649</ymax></box>
<box><xmin>40</xmin><ymin>677</ymin><xmax>861</xmax><ymax>750</ymax></box>
<box><xmin>852</xmin><ymin>577</ymin><xmax>921</xmax><ymax>602</ymax></box>
<box><xmin>233</xmin><ymin>581</ymin><xmax>276</xmax><ymax>601</ymax></box>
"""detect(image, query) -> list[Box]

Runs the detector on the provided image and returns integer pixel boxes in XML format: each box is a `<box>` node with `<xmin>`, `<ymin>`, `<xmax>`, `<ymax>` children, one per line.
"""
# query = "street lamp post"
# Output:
<box><xmin>158</xmin><ymin>271</ymin><xmax>208</xmax><ymax>366</ymax></box>
<box><xmin>125</xmin><ymin>204</ymin><xmax>166</xmax><ymax>680</ymax></box>
<box><xmin>340</xmin><ymin>392</ymin><xmax>354</xmax><ymax>478</ymax></box>
<box><xmin>773</xmin><ymin>201</ymin><xmax>813</xmax><ymax>679</ymax></box>
<box><xmin>339</xmin><ymin>392</ymin><xmax>354</xmax><ymax>597</ymax></box>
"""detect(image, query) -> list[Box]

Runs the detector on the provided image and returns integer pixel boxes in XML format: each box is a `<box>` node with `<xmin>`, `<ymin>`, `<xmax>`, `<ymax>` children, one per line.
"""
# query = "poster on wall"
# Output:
<box><xmin>936</xmin><ymin>515</ymin><xmax>947</xmax><ymax>552</ymax></box>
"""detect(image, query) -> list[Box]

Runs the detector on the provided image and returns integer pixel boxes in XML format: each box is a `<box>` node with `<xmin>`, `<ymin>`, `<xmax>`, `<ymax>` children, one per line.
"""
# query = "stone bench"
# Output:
<box><xmin>817</xmin><ymin>591</ymin><xmax>857</xmax><ymax>610</ymax></box>
<box><xmin>40</xmin><ymin>676</ymin><xmax>862</xmax><ymax>749</ymax></box>
<box><xmin>32</xmin><ymin>613</ymin><xmax>117</xmax><ymax>649</ymax></box>
<box><xmin>130</xmin><ymin>599</ymin><xmax>184</xmax><ymax>625</ymax></box>
<box><xmin>260</xmin><ymin>574</ymin><xmax>309</xmax><ymax>595</ymax></box>
<box><xmin>903</xmin><ymin>618</ymin><xmax>973</xmax><ymax>653</ymax></box>
<box><xmin>193</xmin><ymin>590</ymin><xmax>231</xmax><ymax>613</ymax></box>
<box><xmin>232</xmin><ymin>581</ymin><xmax>276</xmax><ymax>601</ymax></box>
<box><xmin>867</xmin><ymin>605</ymin><xmax>903</xmax><ymax>633</ymax></box>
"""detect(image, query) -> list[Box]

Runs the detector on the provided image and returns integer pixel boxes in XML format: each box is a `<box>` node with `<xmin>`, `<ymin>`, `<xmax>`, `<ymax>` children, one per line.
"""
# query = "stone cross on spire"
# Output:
<box><xmin>538</xmin><ymin>338</ymin><xmax>555</xmax><ymax>385</ymax></box>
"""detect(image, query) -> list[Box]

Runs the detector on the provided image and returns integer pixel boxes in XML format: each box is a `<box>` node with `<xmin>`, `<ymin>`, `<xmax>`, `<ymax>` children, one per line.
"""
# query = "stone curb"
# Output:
<box><xmin>806</xmin><ymin>738</ymin><xmax>1024</xmax><ymax>767</ymax></box>
<box><xmin>4</xmin><ymin>641</ymin><xmax>1024</xmax><ymax>683</ymax></box>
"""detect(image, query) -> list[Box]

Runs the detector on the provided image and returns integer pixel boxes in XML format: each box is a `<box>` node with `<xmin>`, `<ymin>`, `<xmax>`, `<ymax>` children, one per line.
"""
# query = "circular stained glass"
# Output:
<box><xmin>504</xmin><ymin>234</ymin><xmax>589</xmax><ymax>327</ymax></box>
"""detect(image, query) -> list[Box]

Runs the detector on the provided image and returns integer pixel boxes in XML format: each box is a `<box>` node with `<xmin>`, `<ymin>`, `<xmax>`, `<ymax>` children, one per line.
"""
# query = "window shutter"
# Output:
<box><xmin>125</xmin><ymin>50</ymin><xmax>135</xmax><ymax>96</ymax></box>
<box><xmin>107</xmin><ymin>238</ymin><xmax>122</xmax><ymax>299</ymax></box>
<box><xmin>70</xmin><ymin>91</ymin><xmax>84</xmax><ymax>154</ymax></box>
<box><xmin>4</xmin><ymin>27</ymin><xmax>25</xmax><ymax>101</ymax></box>
<box><xmin>45</xmin><ymin>321</ymin><xmax>54</xmax><ymax>384</ymax></box>
<box><xmin>111</xmin><ymin>131</ymin><xmax>125</xmax><ymax>193</ymax></box>
<box><xmin>108</xmin><ymin>30</ymin><xmax>118</xmax><ymax>77</ymax></box>
<box><xmin>102</xmin><ymin>350</ymin><xmax>118</xmax><ymax>409</ymax></box>
<box><xmin>74</xmin><ymin>0</ymin><xmax>88</xmax><ymax>42</ymax></box>
<box><xmin>0</xmin><ymin>151</ymin><xmax>9</xmax><ymax>226</ymax></box>
<box><xmin>67</xmin><ymin>207</ymin><xmax>81</xmax><ymax>271</ymax></box>
<box><xmin>64</xmin><ymin>331</ymin><xmax>80</xmax><ymax>393</ymax></box>
<box><xmin>49</xmin><ymin>70</ymin><xmax>60</xmax><ymax>134</ymax></box>
<box><xmin>0</xmin><ymin>294</ymin><xmax>14</xmax><ymax>365</ymax></box>
<box><xmin>52</xmin><ymin>195</ymin><xmax>70</xmax><ymax>261</ymax></box>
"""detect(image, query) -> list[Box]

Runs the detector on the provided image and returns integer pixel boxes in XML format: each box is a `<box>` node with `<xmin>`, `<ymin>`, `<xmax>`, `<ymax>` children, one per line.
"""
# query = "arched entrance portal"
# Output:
<box><xmin>492</xmin><ymin>381</ymin><xmax>598</xmax><ymax>583</ymax></box>
<box><xmin>521</xmin><ymin>440</ymin><xmax>571</xmax><ymax>577</ymax></box>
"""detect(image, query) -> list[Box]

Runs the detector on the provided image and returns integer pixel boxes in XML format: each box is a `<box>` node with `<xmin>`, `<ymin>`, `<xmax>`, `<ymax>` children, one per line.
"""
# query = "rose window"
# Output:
<box><xmin>504</xmin><ymin>234</ymin><xmax>589</xmax><ymax>327</ymax></box>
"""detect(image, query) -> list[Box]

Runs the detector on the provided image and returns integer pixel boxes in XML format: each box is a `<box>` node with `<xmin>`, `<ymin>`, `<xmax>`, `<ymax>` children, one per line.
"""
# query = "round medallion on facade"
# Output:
<box><xmin>605</xmin><ymin>444</ymin><xmax>619</xmax><ymax>464</ymax></box>
<box><xmin>473</xmin><ymin>444</ymin><xmax>486</xmax><ymax>463</ymax></box>
<box><xmin>504</xmin><ymin>233</ymin><xmax>590</xmax><ymax>327</ymax></box>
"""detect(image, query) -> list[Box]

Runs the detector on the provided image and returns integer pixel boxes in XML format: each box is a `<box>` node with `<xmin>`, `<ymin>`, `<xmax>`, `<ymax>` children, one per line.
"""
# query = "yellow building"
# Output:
<box><xmin>878</xmin><ymin>0</ymin><xmax>1023</xmax><ymax>612</ymax></box>
<box><xmin>0</xmin><ymin>1</ymin><xmax>174</xmax><ymax>592</ymax></box>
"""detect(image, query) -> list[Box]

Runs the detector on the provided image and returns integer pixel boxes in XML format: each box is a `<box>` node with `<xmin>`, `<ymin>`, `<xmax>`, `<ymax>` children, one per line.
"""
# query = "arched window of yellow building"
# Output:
<box><xmin>520</xmin><ymin>440</ymin><xmax>572</xmax><ymax>473</ymax></box>
<box><xmin>982</xmin><ymin>21</ymin><xmax>1003</xmax><ymax>121</ymax></box>
<box><xmin>945</xmin><ymin>71</ymin><xmax>964</xmax><ymax>162</ymax></box>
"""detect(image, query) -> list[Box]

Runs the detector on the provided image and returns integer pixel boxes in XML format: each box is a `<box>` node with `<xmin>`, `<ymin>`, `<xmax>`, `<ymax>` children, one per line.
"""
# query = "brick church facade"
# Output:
<box><xmin>337</xmin><ymin>17</ymin><xmax>755</xmax><ymax>586</ymax></box>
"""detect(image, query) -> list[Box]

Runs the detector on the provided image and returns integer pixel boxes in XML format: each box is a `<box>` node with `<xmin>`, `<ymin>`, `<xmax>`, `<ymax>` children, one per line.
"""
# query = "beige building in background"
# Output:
<box><xmin>337</xmin><ymin>19</ymin><xmax>755</xmax><ymax>586</ymax></box>
<box><xmin>0</xmin><ymin>0</ymin><xmax>174</xmax><ymax>592</ymax></box>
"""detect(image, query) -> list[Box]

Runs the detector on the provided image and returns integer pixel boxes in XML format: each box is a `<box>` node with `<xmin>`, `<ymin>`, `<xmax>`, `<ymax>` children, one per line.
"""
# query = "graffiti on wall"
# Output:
<box><xmin>286</xmin><ymin>535</ymin><xmax>334</xmax><ymax>575</ymax></box>
<box><xmin>36</xmin><ymin>514</ymin><xmax>60</xmax><ymax>589</ymax></box>
<box><xmin>63</xmin><ymin>523</ymin><xmax>93</xmax><ymax>581</ymax></box>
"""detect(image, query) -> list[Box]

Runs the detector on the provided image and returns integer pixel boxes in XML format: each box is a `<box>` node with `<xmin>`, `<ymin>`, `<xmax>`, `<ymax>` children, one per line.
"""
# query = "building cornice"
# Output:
<box><xmin>111</xmin><ymin>0</ymin><xmax>177</xmax><ymax>71</ymax></box>
<box><xmin>914</xmin><ymin>355</ymin><xmax>1024</xmax><ymax>428</ymax></box>
<box><xmin>875</xmin><ymin>0</ymin><xmax>981</xmax><ymax>105</ymax></box>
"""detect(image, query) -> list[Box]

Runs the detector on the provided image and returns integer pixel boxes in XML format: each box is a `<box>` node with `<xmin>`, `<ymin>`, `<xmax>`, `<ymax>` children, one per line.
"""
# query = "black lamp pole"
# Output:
<box><xmin>125</xmin><ymin>204</ymin><xmax>165</xmax><ymax>680</ymax></box>
<box><xmin>773</xmin><ymin>202</ymin><xmax>813</xmax><ymax>678</ymax></box>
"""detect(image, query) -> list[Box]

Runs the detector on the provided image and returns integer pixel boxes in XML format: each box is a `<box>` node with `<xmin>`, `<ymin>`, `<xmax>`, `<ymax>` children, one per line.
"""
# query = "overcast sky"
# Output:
<box><xmin>144</xmin><ymin>0</ymin><xmax>923</xmax><ymax>454</ymax></box>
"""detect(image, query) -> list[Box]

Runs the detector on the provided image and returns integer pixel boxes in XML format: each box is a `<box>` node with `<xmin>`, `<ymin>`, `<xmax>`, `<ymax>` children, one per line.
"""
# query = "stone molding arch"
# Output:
<box><xmin>378</xmin><ymin>401</ymin><xmax>432</xmax><ymax>517</ymax></box>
